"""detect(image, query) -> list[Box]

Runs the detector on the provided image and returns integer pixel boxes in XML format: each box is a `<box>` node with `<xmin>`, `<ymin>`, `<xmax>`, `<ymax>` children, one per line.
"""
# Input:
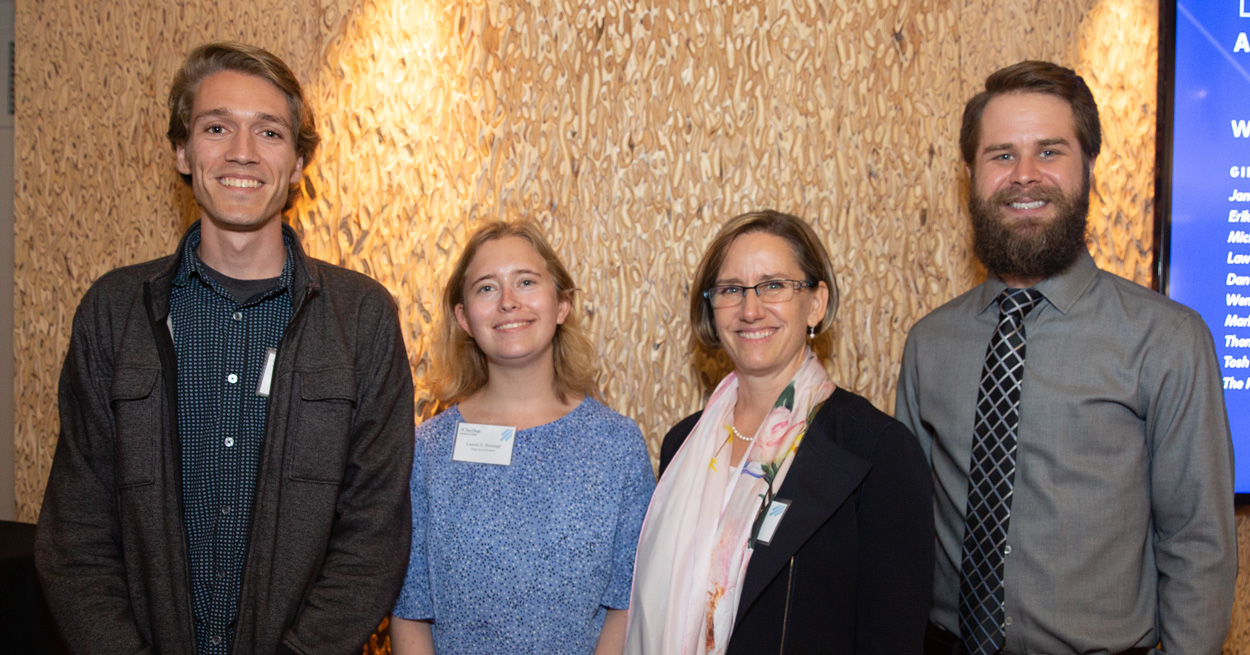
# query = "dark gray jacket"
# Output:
<box><xmin>36</xmin><ymin>223</ymin><xmax>414</xmax><ymax>655</ymax></box>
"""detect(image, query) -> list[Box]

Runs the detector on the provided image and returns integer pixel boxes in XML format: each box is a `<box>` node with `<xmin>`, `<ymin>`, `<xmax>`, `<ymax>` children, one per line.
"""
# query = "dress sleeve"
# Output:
<box><xmin>601</xmin><ymin>420</ymin><xmax>656</xmax><ymax>609</ymax></box>
<box><xmin>393</xmin><ymin>423</ymin><xmax>435</xmax><ymax>620</ymax></box>
<box><xmin>1146</xmin><ymin>313</ymin><xmax>1236</xmax><ymax>653</ymax></box>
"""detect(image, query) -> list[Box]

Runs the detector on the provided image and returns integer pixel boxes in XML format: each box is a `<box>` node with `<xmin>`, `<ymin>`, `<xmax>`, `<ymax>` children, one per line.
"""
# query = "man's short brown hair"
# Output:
<box><xmin>166</xmin><ymin>42</ymin><xmax>320</xmax><ymax>196</ymax></box>
<box><xmin>960</xmin><ymin>60</ymin><xmax>1101</xmax><ymax>168</ymax></box>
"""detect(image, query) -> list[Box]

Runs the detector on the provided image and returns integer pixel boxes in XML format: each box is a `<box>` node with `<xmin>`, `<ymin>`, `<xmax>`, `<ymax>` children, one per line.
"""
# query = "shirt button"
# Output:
<box><xmin>227</xmin><ymin>373</ymin><xmax>238</xmax><ymax>384</ymax></box>
<box><xmin>224</xmin><ymin>437</ymin><xmax>235</xmax><ymax>448</ymax></box>
<box><xmin>1004</xmin><ymin>545</ymin><xmax>1012</xmax><ymax>555</ymax></box>
<box><xmin>211</xmin><ymin>635</ymin><xmax>222</xmax><ymax>645</ymax></box>
<box><xmin>232</xmin><ymin>312</ymin><xmax>243</xmax><ymax>321</ymax></box>
<box><xmin>216</xmin><ymin>569</ymin><xmax>228</xmax><ymax>580</ymax></box>
<box><xmin>1004</xmin><ymin>616</ymin><xmax>1014</xmax><ymax>627</ymax></box>
<box><xmin>220</xmin><ymin>505</ymin><xmax>231</xmax><ymax>515</ymax></box>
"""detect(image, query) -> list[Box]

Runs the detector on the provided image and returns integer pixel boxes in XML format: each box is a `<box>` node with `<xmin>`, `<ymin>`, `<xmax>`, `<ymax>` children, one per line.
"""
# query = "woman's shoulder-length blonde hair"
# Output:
<box><xmin>428</xmin><ymin>220</ymin><xmax>600</xmax><ymax>405</ymax></box>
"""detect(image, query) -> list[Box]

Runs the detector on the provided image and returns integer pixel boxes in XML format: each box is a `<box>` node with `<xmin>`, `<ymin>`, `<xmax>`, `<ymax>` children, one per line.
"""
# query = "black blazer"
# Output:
<box><xmin>659</xmin><ymin>388</ymin><xmax>934</xmax><ymax>655</ymax></box>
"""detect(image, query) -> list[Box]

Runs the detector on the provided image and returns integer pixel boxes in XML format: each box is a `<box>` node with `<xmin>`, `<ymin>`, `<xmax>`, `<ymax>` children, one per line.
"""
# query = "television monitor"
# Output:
<box><xmin>1156</xmin><ymin>0</ymin><xmax>1250</xmax><ymax>499</ymax></box>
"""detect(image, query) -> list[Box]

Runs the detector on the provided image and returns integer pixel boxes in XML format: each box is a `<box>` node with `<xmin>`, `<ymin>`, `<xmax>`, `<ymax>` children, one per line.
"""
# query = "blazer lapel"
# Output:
<box><xmin>734</xmin><ymin>396</ymin><xmax>872</xmax><ymax>624</ymax></box>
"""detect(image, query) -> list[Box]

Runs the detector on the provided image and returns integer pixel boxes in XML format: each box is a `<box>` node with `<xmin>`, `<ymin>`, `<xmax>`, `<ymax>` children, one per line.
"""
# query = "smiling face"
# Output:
<box><xmin>454</xmin><ymin>236</ymin><xmax>571</xmax><ymax>372</ymax></box>
<box><xmin>968</xmin><ymin>91</ymin><xmax>1091</xmax><ymax>285</ymax></box>
<box><xmin>175</xmin><ymin>70</ymin><xmax>304</xmax><ymax>235</ymax></box>
<box><xmin>712</xmin><ymin>231</ymin><xmax>828</xmax><ymax>384</ymax></box>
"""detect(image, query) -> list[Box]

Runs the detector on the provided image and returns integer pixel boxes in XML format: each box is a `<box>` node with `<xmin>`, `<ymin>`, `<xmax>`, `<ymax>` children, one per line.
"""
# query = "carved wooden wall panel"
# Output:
<box><xmin>295</xmin><ymin>0</ymin><xmax>1158</xmax><ymax>478</ymax></box>
<box><xmin>297</xmin><ymin>0</ymin><xmax>975</xmax><ymax>441</ymax></box>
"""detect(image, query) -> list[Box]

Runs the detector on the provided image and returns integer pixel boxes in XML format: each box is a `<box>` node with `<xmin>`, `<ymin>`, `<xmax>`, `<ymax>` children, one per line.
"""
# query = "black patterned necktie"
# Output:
<box><xmin>958</xmin><ymin>287</ymin><xmax>1043</xmax><ymax>655</ymax></box>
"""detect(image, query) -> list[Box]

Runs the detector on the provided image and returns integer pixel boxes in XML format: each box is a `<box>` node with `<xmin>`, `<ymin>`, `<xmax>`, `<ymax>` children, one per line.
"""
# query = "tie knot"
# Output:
<box><xmin>998</xmin><ymin>287</ymin><xmax>1043</xmax><ymax>322</ymax></box>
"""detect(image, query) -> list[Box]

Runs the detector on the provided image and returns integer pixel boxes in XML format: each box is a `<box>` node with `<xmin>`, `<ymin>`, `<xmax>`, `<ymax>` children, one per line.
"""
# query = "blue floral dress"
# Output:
<box><xmin>394</xmin><ymin>397</ymin><xmax>655</xmax><ymax>654</ymax></box>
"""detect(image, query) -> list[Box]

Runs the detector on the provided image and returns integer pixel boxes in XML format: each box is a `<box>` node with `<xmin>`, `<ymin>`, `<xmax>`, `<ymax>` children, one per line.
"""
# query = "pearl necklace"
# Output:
<box><xmin>730</xmin><ymin>425</ymin><xmax>755</xmax><ymax>442</ymax></box>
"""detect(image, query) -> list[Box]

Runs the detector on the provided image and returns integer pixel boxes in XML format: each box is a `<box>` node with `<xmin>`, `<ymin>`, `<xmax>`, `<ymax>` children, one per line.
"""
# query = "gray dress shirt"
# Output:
<box><xmin>896</xmin><ymin>250</ymin><xmax>1236</xmax><ymax>654</ymax></box>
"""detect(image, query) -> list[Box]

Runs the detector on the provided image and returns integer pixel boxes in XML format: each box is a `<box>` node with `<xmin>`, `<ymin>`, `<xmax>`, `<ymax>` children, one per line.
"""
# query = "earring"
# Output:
<box><xmin>807</xmin><ymin>325</ymin><xmax>816</xmax><ymax>340</ymax></box>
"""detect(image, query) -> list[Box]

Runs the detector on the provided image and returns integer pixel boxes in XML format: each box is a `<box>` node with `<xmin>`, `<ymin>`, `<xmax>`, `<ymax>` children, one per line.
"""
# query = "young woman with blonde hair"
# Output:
<box><xmin>391</xmin><ymin>221</ymin><xmax>654</xmax><ymax>655</ymax></box>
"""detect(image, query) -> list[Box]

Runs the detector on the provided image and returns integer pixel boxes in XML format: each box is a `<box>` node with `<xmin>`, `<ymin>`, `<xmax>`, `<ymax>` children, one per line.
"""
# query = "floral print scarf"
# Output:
<box><xmin>625</xmin><ymin>350</ymin><xmax>835</xmax><ymax>655</ymax></box>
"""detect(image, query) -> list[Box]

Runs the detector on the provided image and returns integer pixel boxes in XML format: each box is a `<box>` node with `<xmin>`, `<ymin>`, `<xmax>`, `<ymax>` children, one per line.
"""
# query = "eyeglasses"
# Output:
<box><xmin>702</xmin><ymin>279</ymin><xmax>816</xmax><ymax>308</ymax></box>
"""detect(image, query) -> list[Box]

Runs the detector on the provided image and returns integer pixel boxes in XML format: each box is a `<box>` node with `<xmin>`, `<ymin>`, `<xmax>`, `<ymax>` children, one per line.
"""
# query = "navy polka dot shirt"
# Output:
<box><xmin>169</xmin><ymin>226</ymin><xmax>293</xmax><ymax>654</ymax></box>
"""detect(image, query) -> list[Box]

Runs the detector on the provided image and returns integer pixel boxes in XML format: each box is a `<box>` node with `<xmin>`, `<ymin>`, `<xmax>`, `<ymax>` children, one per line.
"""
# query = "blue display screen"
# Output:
<box><xmin>1164</xmin><ymin>2</ymin><xmax>1250</xmax><ymax>494</ymax></box>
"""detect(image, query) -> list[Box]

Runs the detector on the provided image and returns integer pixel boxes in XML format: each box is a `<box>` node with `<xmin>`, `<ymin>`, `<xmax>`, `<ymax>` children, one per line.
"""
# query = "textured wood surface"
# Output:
<box><xmin>15</xmin><ymin>0</ymin><xmax>1247</xmax><ymax>651</ymax></box>
<box><xmin>1233</xmin><ymin>510</ymin><xmax>1250</xmax><ymax>653</ymax></box>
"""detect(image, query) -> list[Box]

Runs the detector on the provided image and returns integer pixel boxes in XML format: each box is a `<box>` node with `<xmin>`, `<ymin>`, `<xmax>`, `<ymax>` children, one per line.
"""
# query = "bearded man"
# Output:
<box><xmin>895</xmin><ymin>61</ymin><xmax>1235</xmax><ymax>655</ymax></box>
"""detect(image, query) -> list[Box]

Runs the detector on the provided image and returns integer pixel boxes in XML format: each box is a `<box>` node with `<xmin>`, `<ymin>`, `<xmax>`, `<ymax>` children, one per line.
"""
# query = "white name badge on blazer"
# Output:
<box><xmin>452</xmin><ymin>422</ymin><xmax>516</xmax><ymax>466</ymax></box>
<box><xmin>755</xmin><ymin>499</ymin><xmax>791</xmax><ymax>546</ymax></box>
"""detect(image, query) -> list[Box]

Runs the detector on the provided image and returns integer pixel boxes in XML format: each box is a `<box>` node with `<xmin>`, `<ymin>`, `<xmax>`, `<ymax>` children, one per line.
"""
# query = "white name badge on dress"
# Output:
<box><xmin>755</xmin><ymin>498</ymin><xmax>791</xmax><ymax>546</ymax></box>
<box><xmin>452</xmin><ymin>422</ymin><xmax>517</xmax><ymax>466</ymax></box>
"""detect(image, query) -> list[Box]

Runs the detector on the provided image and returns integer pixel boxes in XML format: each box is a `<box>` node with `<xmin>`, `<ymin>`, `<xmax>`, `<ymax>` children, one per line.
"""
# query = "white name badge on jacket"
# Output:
<box><xmin>755</xmin><ymin>499</ymin><xmax>791</xmax><ymax>546</ymax></box>
<box><xmin>452</xmin><ymin>422</ymin><xmax>516</xmax><ymax>465</ymax></box>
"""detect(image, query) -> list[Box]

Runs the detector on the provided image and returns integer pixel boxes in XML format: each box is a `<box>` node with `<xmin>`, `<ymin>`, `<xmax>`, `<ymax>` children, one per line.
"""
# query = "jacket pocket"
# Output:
<box><xmin>110</xmin><ymin>367</ymin><xmax>160</xmax><ymax>488</ymax></box>
<box><xmin>289</xmin><ymin>368</ymin><xmax>357</xmax><ymax>484</ymax></box>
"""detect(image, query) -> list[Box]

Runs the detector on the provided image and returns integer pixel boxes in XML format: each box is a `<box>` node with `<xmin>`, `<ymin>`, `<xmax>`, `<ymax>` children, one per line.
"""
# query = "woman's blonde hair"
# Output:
<box><xmin>429</xmin><ymin>221</ymin><xmax>599</xmax><ymax>404</ymax></box>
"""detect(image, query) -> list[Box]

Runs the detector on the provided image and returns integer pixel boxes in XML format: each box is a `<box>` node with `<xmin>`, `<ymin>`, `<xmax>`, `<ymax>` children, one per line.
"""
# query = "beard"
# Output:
<box><xmin>968</xmin><ymin>173</ymin><xmax>1090</xmax><ymax>282</ymax></box>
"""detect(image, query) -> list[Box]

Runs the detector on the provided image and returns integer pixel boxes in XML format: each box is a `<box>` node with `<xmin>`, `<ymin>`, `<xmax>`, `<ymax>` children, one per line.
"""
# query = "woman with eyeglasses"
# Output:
<box><xmin>391</xmin><ymin>221</ymin><xmax>655</xmax><ymax>655</ymax></box>
<box><xmin>625</xmin><ymin>210</ymin><xmax>933</xmax><ymax>654</ymax></box>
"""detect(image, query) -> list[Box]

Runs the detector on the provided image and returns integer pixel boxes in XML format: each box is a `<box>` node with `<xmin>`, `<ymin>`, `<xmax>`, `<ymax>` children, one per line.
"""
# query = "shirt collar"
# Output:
<box><xmin>172</xmin><ymin>222</ymin><xmax>295</xmax><ymax>296</ymax></box>
<box><xmin>975</xmin><ymin>249</ymin><xmax>1098</xmax><ymax>316</ymax></box>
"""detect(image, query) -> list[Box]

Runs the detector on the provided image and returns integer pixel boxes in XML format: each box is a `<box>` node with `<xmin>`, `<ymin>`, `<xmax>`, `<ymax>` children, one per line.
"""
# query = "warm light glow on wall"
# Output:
<box><xmin>286</xmin><ymin>0</ymin><xmax>976</xmax><ymax>432</ymax></box>
<box><xmin>296</xmin><ymin>0</ymin><xmax>458</xmax><ymax>267</ymax></box>
<box><xmin>1077</xmin><ymin>0</ymin><xmax>1158</xmax><ymax>284</ymax></box>
<box><xmin>275</xmin><ymin>0</ymin><xmax>1165</xmax><ymax>443</ymax></box>
<box><xmin>294</xmin><ymin>0</ymin><xmax>480</xmax><ymax>419</ymax></box>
